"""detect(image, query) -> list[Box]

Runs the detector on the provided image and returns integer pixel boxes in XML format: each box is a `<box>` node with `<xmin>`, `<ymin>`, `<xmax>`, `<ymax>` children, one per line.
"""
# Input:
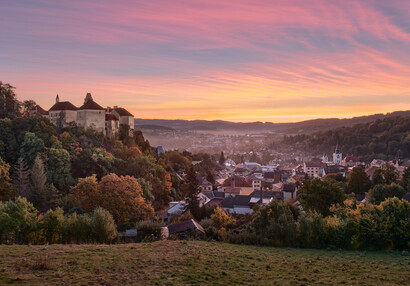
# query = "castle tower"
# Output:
<box><xmin>333</xmin><ymin>144</ymin><xmax>342</xmax><ymax>165</ymax></box>
<box><xmin>56</xmin><ymin>94</ymin><xmax>60</xmax><ymax>103</ymax></box>
<box><xmin>84</xmin><ymin>92</ymin><xmax>93</xmax><ymax>104</ymax></box>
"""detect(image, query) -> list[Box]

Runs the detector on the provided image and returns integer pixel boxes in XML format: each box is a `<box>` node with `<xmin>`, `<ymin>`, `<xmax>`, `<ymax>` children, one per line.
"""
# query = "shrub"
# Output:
<box><xmin>90</xmin><ymin>207</ymin><xmax>117</xmax><ymax>243</ymax></box>
<box><xmin>135</xmin><ymin>219</ymin><xmax>164</xmax><ymax>242</ymax></box>
<box><xmin>41</xmin><ymin>208</ymin><xmax>64</xmax><ymax>244</ymax></box>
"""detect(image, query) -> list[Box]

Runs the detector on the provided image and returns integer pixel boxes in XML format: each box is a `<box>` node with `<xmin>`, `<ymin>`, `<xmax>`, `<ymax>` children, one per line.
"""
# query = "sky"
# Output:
<box><xmin>1</xmin><ymin>0</ymin><xmax>410</xmax><ymax>123</ymax></box>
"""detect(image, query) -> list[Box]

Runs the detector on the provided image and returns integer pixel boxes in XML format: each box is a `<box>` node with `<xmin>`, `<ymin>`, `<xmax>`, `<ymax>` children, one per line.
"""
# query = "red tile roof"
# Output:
<box><xmin>222</xmin><ymin>177</ymin><xmax>252</xmax><ymax>188</ymax></box>
<box><xmin>105</xmin><ymin>114</ymin><xmax>118</xmax><ymax>121</ymax></box>
<box><xmin>49</xmin><ymin>101</ymin><xmax>78</xmax><ymax>111</ymax></box>
<box><xmin>114</xmin><ymin>107</ymin><xmax>133</xmax><ymax>117</ymax></box>
<box><xmin>79</xmin><ymin>100</ymin><xmax>105</xmax><ymax>110</ymax></box>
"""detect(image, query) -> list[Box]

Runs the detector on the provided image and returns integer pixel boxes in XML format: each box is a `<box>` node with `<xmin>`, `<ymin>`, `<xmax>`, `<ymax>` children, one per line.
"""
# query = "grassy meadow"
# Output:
<box><xmin>0</xmin><ymin>241</ymin><xmax>409</xmax><ymax>285</ymax></box>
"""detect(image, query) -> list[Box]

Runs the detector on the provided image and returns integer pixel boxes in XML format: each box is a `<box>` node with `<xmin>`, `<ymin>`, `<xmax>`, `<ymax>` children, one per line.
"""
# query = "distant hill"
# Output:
<box><xmin>135</xmin><ymin>110</ymin><xmax>410</xmax><ymax>134</ymax></box>
<box><xmin>281</xmin><ymin>115</ymin><xmax>410</xmax><ymax>161</ymax></box>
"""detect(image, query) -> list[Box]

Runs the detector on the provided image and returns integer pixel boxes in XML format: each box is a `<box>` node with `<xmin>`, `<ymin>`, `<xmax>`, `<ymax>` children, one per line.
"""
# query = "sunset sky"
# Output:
<box><xmin>1</xmin><ymin>0</ymin><xmax>410</xmax><ymax>122</ymax></box>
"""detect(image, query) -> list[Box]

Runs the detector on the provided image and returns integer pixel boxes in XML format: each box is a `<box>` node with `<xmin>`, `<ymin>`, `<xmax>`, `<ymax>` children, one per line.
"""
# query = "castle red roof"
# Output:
<box><xmin>344</xmin><ymin>156</ymin><xmax>360</xmax><ymax>163</ymax></box>
<box><xmin>49</xmin><ymin>101</ymin><xmax>78</xmax><ymax>111</ymax></box>
<box><xmin>114</xmin><ymin>107</ymin><xmax>133</xmax><ymax>117</ymax></box>
<box><xmin>79</xmin><ymin>100</ymin><xmax>105</xmax><ymax>110</ymax></box>
<box><xmin>33</xmin><ymin>105</ymin><xmax>49</xmax><ymax>115</ymax></box>
<box><xmin>105</xmin><ymin>114</ymin><xmax>118</xmax><ymax>121</ymax></box>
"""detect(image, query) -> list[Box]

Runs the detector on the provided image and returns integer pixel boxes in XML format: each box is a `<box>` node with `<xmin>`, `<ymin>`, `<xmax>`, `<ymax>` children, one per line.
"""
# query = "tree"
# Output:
<box><xmin>0</xmin><ymin>197</ymin><xmax>37</xmax><ymax>243</ymax></box>
<box><xmin>211</xmin><ymin>207</ymin><xmax>236</xmax><ymax>229</ymax></box>
<box><xmin>0</xmin><ymin>156</ymin><xmax>15</xmax><ymax>200</ymax></box>
<box><xmin>372</xmin><ymin>169</ymin><xmax>384</xmax><ymax>187</ymax></box>
<box><xmin>347</xmin><ymin>167</ymin><xmax>371</xmax><ymax>194</ymax></box>
<box><xmin>298</xmin><ymin>179</ymin><xmax>346</xmax><ymax>216</ymax></box>
<box><xmin>21</xmin><ymin>100</ymin><xmax>36</xmax><ymax>117</ymax></box>
<box><xmin>47</xmin><ymin>148</ymin><xmax>74</xmax><ymax>191</ymax></box>
<box><xmin>382</xmin><ymin>163</ymin><xmax>399</xmax><ymax>185</ymax></box>
<box><xmin>401</xmin><ymin>166</ymin><xmax>410</xmax><ymax>192</ymax></box>
<box><xmin>30</xmin><ymin>154</ymin><xmax>48</xmax><ymax>206</ymax></box>
<box><xmin>90</xmin><ymin>207</ymin><xmax>118</xmax><ymax>243</ymax></box>
<box><xmin>41</xmin><ymin>208</ymin><xmax>64</xmax><ymax>244</ymax></box>
<box><xmin>71</xmin><ymin>174</ymin><xmax>154</xmax><ymax>224</ymax></box>
<box><xmin>12</xmin><ymin>157</ymin><xmax>30</xmax><ymax>198</ymax></box>
<box><xmin>219</xmin><ymin>151</ymin><xmax>226</xmax><ymax>165</ymax></box>
<box><xmin>19</xmin><ymin>132</ymin><xmax>45</xmax><ymax>167</ymax></box>
<box><xmin>184</xmin><ymin>166</ymin><xmax>201</xmax><ymax>219</ymax></box>
<box><xmin>367</xmin><ymin>183</ymin><xmax>406</xmax><ymax>205</ymax></box>
<box><xmin>0</xmin><ymin>81</ymin><xmax>21</xmax><ymax>119</ymax></box>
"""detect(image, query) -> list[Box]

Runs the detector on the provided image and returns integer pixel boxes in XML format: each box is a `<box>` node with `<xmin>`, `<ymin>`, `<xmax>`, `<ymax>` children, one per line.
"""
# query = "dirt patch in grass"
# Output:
<box><xmin>0</xmin><ymin>241</ymin><xmax>409</xmax><ymax>285</ymax></box>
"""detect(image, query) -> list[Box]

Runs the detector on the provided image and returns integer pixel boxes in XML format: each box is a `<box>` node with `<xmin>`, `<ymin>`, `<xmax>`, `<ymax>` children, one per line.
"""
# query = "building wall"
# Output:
<box><xmin>49</xmin><ymin>110</ymin><xmax>77</xmax><ymax>127</ymax></box>
<box><xmin>105</xmin><ymin>120</ymin><xmax>119</xmax><ymax>137</ymax></box>
<box><xmin>77</xmin><ymin>110</ymin><xmax>106</xmax><ymax>133</ymax></box>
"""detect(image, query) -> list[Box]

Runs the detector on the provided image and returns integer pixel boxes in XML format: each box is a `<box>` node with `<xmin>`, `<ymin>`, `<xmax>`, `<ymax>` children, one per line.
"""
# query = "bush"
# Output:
<box><xmin>0</xmin><ymin>197</ymin><xmax>38</xmax><ymax>244</ymax></box>
<box><xmin>135</xmin><ymin>219</ymin><xmax>164</xmax><ymax>242</ymax></box>
<box><xmin>41</xmin><ymin>208</ymin><xmax>64</xmax><ymax>244</ymax></box>
<box><xmin>90</xmin><ymin>207</ymin><xmax>117</xmax><ymax>243</ymax></box>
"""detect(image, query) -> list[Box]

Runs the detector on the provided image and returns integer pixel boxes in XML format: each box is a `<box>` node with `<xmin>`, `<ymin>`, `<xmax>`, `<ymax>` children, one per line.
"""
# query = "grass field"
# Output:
<box><xmin>0</xmin><ymin>241</ymin><xmax>409</xmax><ymax>285</ymax></box>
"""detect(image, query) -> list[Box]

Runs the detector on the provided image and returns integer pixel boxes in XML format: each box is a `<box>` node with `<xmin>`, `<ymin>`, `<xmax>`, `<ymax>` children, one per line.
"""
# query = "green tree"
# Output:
<box><xmin>401</xmin><ymin>166</ymin><xmax>410</xmax><ymax>192</ymax></box>
<box><xmin>19</xmin><ymin>132</ymin><xmax>45</xmax><ymax>167</ymax></box>
<box><xmin>184</xmin><ymin>166</ymin><xmax>201</xmax><ymax>219</ymax></box>
<box><xmin>298</xmin><ymin>179</ymin><xmax>346</xmax><ymax>216</ymax></box>
<box><xmin>47</xmin><ymin>148</ymin><xmax>74</xmax><ymax>191</ymax></box>
<box><xmin>382</xmin><ymin>163</ymin><xmax>399</xmax><ymax>185</ymax></box>
<box><xmin>367</xmin><ymin>183</ymin><xmax>406</xmax><ymax>205</ymax></box>
<box><xmin>90</xmin><ymin>207</ymin><xmax>118</xmax><ymax>243</ymax></box>
<box><xmin>41</xmin><ymin>207</ymin><xmax>64</xmax><ymax>244</ymax></box>
<box><xmin>0</xmin><ymin>197</ymin><xmax>37</xmax><ymax>243</ymax></box>
<box><xmin>372</xmin><ymin>169</ymin><xmax>384</xmax><ymax>186</ymax></box>
<box><xmin>0</xmin><ymin>82</ymin><xmax>21</xmax><ymax>119</ymax></box>
<box><xmin>347</xmin><ymin>166</ymin><xmax>371</xmax><ymax>194</ymax></box>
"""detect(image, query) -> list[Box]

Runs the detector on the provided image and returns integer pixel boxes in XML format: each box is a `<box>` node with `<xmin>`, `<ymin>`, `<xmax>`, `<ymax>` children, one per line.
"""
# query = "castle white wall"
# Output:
<box><xmin>77</xmin><ymin>110</ymin><xmax>106</xmax><ymax>133</ymax></box>
<box><xmin>49</xmin><ymin>110</ymin><xmax>77</xmax><ymax>127</ymax></box>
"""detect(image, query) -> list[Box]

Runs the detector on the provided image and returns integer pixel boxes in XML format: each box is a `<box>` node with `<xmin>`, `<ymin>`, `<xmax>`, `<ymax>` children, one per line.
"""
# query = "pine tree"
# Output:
<box><xmin>219</xmin><ymin>151</ymin><xmax>226</xmax><ymax>165</ymax></box>
<box><xmin>30</xmin><ymin>154</ymin><xmax>47</xmax><ymax>207</ymax></box>
<box><xmin>12</xmin><ymin>157</ymin><xmax>30</xmax><ymax>198</ymax></box>
<box><xmin>184</xmin><ymin>166</ymin><xmax>201</xmax><ymax>219</ymax></box>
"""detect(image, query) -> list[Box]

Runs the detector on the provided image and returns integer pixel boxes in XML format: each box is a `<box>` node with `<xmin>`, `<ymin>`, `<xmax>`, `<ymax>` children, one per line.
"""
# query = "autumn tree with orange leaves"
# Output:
<box><xmin>70</xmin><ymin>173</ymin><xmax>154</xmax><ymax>224</ymax></box>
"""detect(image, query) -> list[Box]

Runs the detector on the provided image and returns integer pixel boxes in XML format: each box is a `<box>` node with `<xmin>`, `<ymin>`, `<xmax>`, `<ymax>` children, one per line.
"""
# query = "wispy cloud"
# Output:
<box><xmin>1</xmin><ymin>0</ymin><xmax>409</xmax><ymax>122</ymax></box>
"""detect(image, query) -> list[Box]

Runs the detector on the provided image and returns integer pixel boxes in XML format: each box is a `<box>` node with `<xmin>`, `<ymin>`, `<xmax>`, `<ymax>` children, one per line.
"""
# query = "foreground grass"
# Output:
<box><xmin>0</xmin><ymin>241</ymin><xmax>409</xmax><ymax>285</ymax></box>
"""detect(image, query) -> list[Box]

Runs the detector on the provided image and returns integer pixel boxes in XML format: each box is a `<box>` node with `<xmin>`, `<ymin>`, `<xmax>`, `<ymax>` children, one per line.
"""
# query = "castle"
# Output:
<box><xmin>31</xmin><ymin>93</ymin><xmax>134</xmax><ymax>136</ymax></box>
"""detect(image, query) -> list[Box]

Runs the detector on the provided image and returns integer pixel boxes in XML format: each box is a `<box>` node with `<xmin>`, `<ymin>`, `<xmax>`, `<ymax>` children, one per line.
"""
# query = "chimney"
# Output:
<box><xmin>56</xmin><ymin>94</ymin><xmax>60</xmax><ymax>103</ymax></box>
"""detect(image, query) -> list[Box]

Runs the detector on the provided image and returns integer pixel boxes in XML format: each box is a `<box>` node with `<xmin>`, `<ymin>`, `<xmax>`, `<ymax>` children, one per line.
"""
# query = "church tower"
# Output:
<box><xmin>333</xmin><ymin>144</ymin><xmax>342</xmax><ymax>165</ymax></box>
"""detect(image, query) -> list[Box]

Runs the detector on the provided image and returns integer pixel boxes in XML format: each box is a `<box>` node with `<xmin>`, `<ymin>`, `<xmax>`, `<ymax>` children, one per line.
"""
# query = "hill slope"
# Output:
<box><xmin>0</xmin><ymin>241</ymin><xmax>408</xmax><ymax>285</ymax></box>
<box><xmin>135</xmin><ymin>110</ymin><xmax>410</xmax><ymax>134</ymax></box>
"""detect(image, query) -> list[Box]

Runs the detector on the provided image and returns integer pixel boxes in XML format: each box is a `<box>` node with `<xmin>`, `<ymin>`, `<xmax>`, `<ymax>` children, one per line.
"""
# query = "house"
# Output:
<box><xmin>48</xmin><ymin>96</ymin><xmax>78</xmax><ymax>128</ymax></box>
<box><xmin>370</xmin><ymin>159</ymin><xmax>385</xmax><ymax>168</ymax></box>
<box><xmin>202</xmin><ymin>191</ymin><xmax>225</xmax><ymax>207</ymax></box>
<box><xmin>248</xmin><ymin>175</ymin><xmax>262</xmax><ymax>191</ymax></box>
<box><xmin>222</xmin><ymin>177</ymin><xmax>254</xmax><ymax>196</ymax></box>
<box><xmin>77</xmin><ymin>93</ymin><xmax>106</xmax><ymax>133</ymax></box>
<box><xmin>198</xmin><ymin>178</ymin><xmax>213</xmax><ymax>192</ymax></box>
<box><xmin>263</xmin><ymin>172</ymin><xmax>276</xmax><ymax>183</ymax></box>
<box><xmin>166</xmin><ymin>219</ymin><xmax>205</xmax><ymax>238</ymax></box>
<box><xmin>221</xmin><ymin>195</ymin><xmax>252</xmax><ymax>215</ymax></box>
<box><xmin>323</xmin><ymin>165</ymin><xmax>347</xmax><ymax>177</ymax></box>
<box><xmin>303</xmin><ymin>162</ymin><xmax>325</xmax><ymax>177</ymax></box>
<box><xmin>365</xmin><ymin>166</ymin><xmax>379</xmax><ymax>180</ymax></box>
<box><xmin>343</xmin><ymin>156</ymin><xmax>361</xmax><ymax>167</ymax></box>
<box><xmin>249</xmin><ymin>190</ymin><xmax>282</xmax><ymax>206</ymax></box>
